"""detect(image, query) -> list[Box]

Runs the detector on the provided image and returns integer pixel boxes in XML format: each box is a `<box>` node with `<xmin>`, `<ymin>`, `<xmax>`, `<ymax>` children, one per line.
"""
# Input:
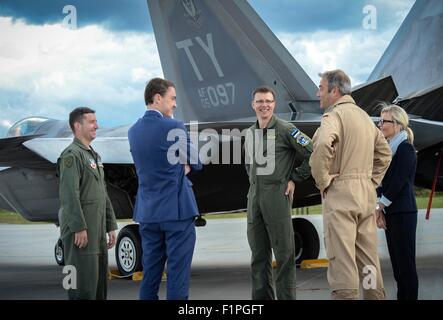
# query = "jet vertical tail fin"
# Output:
<box><xmin>147</xmin><ymin>0</ymin><xmax>319</xmax><ymax>123</ymax></box>
<box><xmin>367</xmin><ymin>0</ymin><xmax>443</xmax><ymax>104</ymax></box>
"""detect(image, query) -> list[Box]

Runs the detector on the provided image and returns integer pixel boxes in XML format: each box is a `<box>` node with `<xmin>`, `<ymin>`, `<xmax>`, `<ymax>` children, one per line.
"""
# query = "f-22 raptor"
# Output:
<box><xmin>0</xmin><ymin>0</ymin><xmax>442</xmax><ymax>276</ymax></box>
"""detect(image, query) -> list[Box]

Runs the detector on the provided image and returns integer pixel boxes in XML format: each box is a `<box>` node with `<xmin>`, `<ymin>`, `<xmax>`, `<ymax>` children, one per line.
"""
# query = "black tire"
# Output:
<box><xmin>292</xmin><ymin>218</ymin><xmax>320</xmax><ymax>266</ymax></box>
<box><xmin>194</xmin><ymin>216</ymin><xmax>207</xmax><ymax>227</ymax></box>
<box><xmin>54</xmin><ymin>239</ymin><xmax>65</xmax><ymax>266</ymax></box>
<box><xmin>116</xmin><ymin>224</ymin><xmax>143</xmax><ymax>276</ymax></box>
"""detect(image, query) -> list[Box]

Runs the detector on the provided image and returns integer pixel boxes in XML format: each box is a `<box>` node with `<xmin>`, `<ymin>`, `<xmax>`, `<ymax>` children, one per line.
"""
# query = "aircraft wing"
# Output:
<box><xmin>408</xmin><ymin>118</ymin><xmax>443</xmax><ymax>151</ymax></box>
<box><xmin>0</xmin><ymin>135</ymin><xmax>133</xmax><ymax>169</ymax></box>
<box><xmin>397</xmin><ymin>83</ymin><xmax>443</xmax><ymax>122</ymax></box>
<box><xmin>0</xmin><ymin>135</ymin><xmax>53</xmax><ymax>169</ymax></box>
<box><xmin>23</xmin><ymin>137</ymin><xmax>133</xmax><ymax>165</ymax></box>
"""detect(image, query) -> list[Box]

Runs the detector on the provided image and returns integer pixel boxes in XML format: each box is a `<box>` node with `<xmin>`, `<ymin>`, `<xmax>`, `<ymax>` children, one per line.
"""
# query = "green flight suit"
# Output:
<box><xmin>58</xmin><ymin>138</ymin><xmax>118</xmax><ymax>300</ymax></box>
<box><xmin>244</xmin><ymin>115</ymin><xmax>313</xmax><ymax>300</ymax></box>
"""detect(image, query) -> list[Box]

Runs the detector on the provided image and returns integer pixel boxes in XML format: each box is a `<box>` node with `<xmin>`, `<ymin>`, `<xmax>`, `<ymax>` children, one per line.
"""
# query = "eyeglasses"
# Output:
<box><xmin>254</xmin><ymin>99</ymin><xmax>275</xmax><ymax>105</ymax></box>
<box><xmin>378</xmin><ymin>119</ymin><xmax>395</xmax><ymax>126</ymax></box>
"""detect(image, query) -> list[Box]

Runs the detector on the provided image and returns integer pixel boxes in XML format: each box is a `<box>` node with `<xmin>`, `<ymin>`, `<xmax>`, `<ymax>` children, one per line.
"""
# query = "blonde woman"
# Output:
<box><xmin>376</xmin><ymin>103</ymin><xmax>418</xmax><ymax>300</ymax></box>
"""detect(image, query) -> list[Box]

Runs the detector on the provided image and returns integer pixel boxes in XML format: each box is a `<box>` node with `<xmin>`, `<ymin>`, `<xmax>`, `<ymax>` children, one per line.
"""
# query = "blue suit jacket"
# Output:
<box><xmin>377</xmin><ymin>140</ymin><xmax>417</xmax><ymax>214</ymax></box>
<box><xmin>128</xmin><ymin>110</ymin><xmax>202</xmax><ymax>223</ymax></box>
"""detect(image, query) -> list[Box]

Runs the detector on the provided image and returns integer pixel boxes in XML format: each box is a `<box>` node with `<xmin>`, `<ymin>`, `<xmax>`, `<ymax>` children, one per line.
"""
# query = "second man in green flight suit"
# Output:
<box><xmin>244</xmin><ymin>86</ymin><xmax>313</xmax><ymax>300</ymax></box>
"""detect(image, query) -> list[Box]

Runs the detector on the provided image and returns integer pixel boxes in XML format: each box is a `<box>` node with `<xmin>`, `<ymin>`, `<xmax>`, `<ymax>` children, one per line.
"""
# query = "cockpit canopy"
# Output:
<box><xmin>6</xmin><ymin>117</ymin><xmax>51</xmax><ymax>137</ymax></box>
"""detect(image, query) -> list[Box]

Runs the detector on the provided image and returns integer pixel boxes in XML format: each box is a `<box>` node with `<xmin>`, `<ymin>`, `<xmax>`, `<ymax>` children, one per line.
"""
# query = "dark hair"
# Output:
<box><xmin>69</xmin><ymin>107</ymin><xmax>95</xmax><ymax>133</ymax></box>
<box><xmin>318</xmin><ymin>69</ymin><xmax>351</xmax><ymax>95</ymax></box>
<box><xmin>144</xmin><ymin>78</ymin><xmax>175</xmax><ymax>105</ymax></box>
<box><xmin>251</xmin><ymin>85</ymin><xmax>276</xmax><ymax>100</ymax></box>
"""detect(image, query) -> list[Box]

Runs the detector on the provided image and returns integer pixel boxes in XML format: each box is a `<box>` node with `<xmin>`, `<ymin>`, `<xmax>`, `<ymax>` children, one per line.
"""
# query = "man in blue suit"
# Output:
<box><xmin>128</xmin><ymin>78</ymin><xmax>202</xmax><ymax>300</ymax></box>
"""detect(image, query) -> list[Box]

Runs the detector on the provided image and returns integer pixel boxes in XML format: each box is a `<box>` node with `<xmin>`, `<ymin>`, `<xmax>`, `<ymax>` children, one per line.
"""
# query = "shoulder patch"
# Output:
<box><xmin>290</xmin><ymin>128</ymin><xmax>301</xmax><ymax>139</ymax></box>
<box><xmin>296</xmin><ymin>134</ymin><xmax>310</xmax><ymax>147</ymax></box>
<box><xmin>64</xmin><ymin>156</ymin><xmax>74</xmax><ymax>168</ymax></box>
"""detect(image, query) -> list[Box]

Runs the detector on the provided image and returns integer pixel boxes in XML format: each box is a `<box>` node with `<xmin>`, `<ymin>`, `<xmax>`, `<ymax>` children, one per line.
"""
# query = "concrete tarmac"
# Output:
<box><xmin>0</xmin><ymin>209</ymin><xmax>442</xmax><ymax>300</ymax></box>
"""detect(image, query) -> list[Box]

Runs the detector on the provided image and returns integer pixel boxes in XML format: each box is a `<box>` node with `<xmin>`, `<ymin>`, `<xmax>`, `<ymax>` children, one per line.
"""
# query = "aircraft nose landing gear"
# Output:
<box><xmin>54</xmin><ymin>238</ymin><xmax>65</xmax><ymax>266</ymax></box>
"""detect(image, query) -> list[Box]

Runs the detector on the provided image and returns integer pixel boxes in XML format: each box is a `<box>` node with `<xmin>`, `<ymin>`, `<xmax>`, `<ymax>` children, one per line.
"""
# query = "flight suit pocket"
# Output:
<box><xmin>79</xmin><ymin>200</ymin><xmax>101</xmax><ymax>255</ymax></box>
<box><xmin>324</xmin><ymin>226</ymin><xmax>335</xmax><ymax>260</ymax></box>
<box><xmin>246</xmin><ymin>187</ymin><xmax>256</xmax><ymax>223</ymax></box>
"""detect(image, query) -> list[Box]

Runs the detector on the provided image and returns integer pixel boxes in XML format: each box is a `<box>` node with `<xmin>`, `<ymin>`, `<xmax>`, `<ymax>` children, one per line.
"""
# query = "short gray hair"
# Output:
<box><xmin>251</xmin><ymin>85</ymin><xmax>276</xmax><ymax>100</ymax></box>
<box><xmin>318</xmin><ymin>69</ymin><xmax>351</xmax><ymax>96</ymax></box>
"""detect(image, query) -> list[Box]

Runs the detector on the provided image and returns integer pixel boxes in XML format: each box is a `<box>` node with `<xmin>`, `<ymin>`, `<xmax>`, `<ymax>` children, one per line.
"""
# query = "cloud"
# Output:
<box><xmin>0</xmin><ymin>119</ymin><xmax>12</xmax><ymax>137</ymax></box>
<box><xmin>0</xmin><ymin>119</ymin><xmax>12</xmax><ymax>127</ymax></box>
<box><xmin>251</xmin><ymin>0</ymin><xmax>415</xmax><ymax>33</ymax></box>
<box><xmin>277</xmin><ymin>27</ymin><xmax>396</xmax><ymax>86</ymax></box>
<box><xmin>0</xmin><ymin>0</ymin><xmax>152</xmax><ymax>32</ymax></box>
<box><xmin>0</xmin><ymin>17</ymin><xmax>162</xmax><ymax>134</ymax></box>
<box><xmin>0</xmin><ymin>0</ymin><xmax>414</xmax><ymax>34</ymax></box>
<box><xmin>0</xmin><ymin>1</ymin><xmax>416</xmax><ymax>137</ymax></box>
<box><xmin>271</xmin><ymin>0</ymin><xmax>415</xmax><ymax>86</ymax></box>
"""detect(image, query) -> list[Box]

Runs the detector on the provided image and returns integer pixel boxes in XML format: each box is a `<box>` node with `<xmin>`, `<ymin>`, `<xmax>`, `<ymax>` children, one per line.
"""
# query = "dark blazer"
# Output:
<box><xmin>128</xmin><ymin>110</ymin><xmax>202</xmax><ymax>223</ymax></box>
<box><xmin>377</xmin><ymin>140</ymin><xmax>417</xmax><ymax>214</ymax></box>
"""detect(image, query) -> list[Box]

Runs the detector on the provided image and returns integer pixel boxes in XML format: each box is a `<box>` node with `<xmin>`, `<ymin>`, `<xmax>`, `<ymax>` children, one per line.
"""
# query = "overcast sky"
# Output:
<box><xmin>0</xmin><ymin>0</ymin><xmax>415</xmax><ymax>137</ymax></box>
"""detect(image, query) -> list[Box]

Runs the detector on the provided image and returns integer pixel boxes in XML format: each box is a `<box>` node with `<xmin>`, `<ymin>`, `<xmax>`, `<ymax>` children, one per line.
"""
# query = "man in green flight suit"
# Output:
<box><xmin>244</xmin><ymin>86</ymin><xmax>313</xmax><ymax>300</ymax></box>
<box><xmin>58</xmin><ymin>107</ymin><xmax>118</xmax><ymax>300</ymax></box>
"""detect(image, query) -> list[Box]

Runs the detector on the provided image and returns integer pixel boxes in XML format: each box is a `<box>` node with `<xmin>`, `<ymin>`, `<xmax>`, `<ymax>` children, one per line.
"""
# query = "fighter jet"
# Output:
<box><xmin>0</xmin><ymin>0</ymin><xmax>442</xmax><ymax>276</ymax></box>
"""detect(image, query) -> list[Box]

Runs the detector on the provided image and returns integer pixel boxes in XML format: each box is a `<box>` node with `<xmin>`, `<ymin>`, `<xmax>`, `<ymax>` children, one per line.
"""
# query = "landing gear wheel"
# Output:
<box><xmin>292</xmin><ymin>218</ymin><xmax>320</xmax><ymax>266</ymax></box>
<box><xmin>116</xmin><ymin>224</ymin><xmax>143</xmax><ymax>277</ymax></box>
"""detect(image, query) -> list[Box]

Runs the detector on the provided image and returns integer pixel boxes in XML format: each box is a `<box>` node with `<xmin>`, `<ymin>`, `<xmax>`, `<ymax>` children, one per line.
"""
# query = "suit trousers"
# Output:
<box><xmin>139</xmin><ymin>218</ymin><xmax>195</xmax><ymax>300</ymax></box>
<box><xmin>385</xmin><ymin>212</ymin><xmax>418</xmax><ymax>300</ymax></box>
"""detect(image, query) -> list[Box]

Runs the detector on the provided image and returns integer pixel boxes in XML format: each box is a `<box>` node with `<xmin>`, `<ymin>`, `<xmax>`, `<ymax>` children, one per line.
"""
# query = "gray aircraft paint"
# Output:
<box><xmin>0</xmin><ymin>0</ymin><xmax>442</xmax><ymax>222</ymax></box>
<box><xmin>148</xmin><ymin>0</ymin><xmax>319</xmax><ymax>123</ymax></box>
<box><xmin>368</xmin><ymin>0</ymin><xmax>443</xmax><ymax>99</ymax></box>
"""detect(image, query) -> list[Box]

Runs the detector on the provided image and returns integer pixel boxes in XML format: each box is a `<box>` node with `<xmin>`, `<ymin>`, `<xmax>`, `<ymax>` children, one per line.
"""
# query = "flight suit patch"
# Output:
<box><xmin>89</xmin><ymin>159</ymin><xmax>97</xmax><ymax>169</ymax></box>
<box><xmin>290</xmin><ymin>128</ymin><xmax>301</xmax><ymax>139</ymax></box>
<box><xmin>64</xmin><ymin>156</ymin><xmax>73</xmax><ymax>168</ymax></box>
<box><xmin>297</xmin><ymin>134</ymin><xmax>309</xmax><ymax>147</ymax></box>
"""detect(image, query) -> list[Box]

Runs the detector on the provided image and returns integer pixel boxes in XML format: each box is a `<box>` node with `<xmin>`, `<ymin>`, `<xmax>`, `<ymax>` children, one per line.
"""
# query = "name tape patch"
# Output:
<box><xmin>290</xmin><ymin>128</ymin><xmax>301</xmax><ymax>139</ymax></box>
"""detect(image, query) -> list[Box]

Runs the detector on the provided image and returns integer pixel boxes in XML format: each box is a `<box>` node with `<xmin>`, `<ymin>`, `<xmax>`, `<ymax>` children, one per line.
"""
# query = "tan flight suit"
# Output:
<box><xmin>310</xmin><ymin>95</ymin><xmax>391</xmax><ymax>300</ymax></box>
<box><xmin>58</xmin><ymin>138</ymin><xmax>118</xmax><ymax>300</ymax></box>
<box><xmin>245</xmin><ymin>115</ymin><xmax>313</xmax><ymax>300</ymax></box>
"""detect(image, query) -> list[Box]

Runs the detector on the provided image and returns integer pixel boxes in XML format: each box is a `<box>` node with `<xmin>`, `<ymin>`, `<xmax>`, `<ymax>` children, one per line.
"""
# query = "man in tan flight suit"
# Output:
<box><xmin>310</xmin><ymin>70</ymin><xmax>391</xmax><ymax>300</ymax></box>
